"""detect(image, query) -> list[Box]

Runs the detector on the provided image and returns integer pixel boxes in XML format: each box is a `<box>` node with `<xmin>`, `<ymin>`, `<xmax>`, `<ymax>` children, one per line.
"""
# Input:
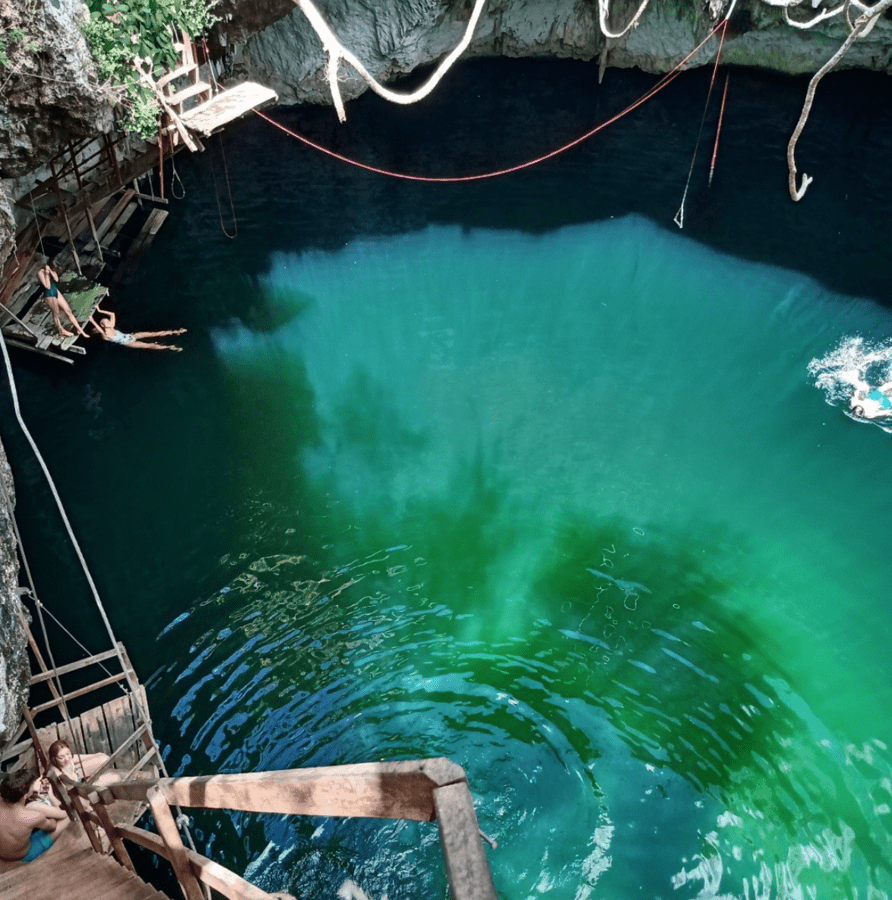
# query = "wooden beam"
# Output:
<box><xmin>159</xmin><ymin>760</ymin><xmax>457</xmax><ymax>821</ymax></box>
<box><xmin>89</xmin><ymin>791</ymin><xmax>137</xmax><ymax>873</ymax></box>
<box><xmin>29</xmin><ymin>672</ymin><xmax>128</xmax><ymax>714</ymax></box>
<box><xmin>106</xmin><ymin>759</ymin><xmax>465</xmax><ymax>821</ymax></box>
<box><xmin>117</xmin><ymin>825</ymin><xmax>288</xmax><ymax>900</ymax></box>
<box><xmin>29</xmin><ymin>648</ymin><xmax>120</xmax><ymax>685</ymax></box>
<box><xmin>433</xmin><ymin>782</ymin><xmax>497</xmax><ymax>900</ymax></box>
<box><xmin>147</xmin><ymin>785</ymin><xmax>205</xmax><ymax>900</ymax></box>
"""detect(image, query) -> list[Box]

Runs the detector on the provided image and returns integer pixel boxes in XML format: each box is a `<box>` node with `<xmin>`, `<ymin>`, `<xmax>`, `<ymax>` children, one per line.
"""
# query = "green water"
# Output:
<box><xmin>4</xmin><ymin>61</ymin><xmax>892</xmax><ymax>900</ymax></box>
<box><xmin>136</xmin><ymin>217</ymin><xmax>892</xmax><ymax>898</ymax></box>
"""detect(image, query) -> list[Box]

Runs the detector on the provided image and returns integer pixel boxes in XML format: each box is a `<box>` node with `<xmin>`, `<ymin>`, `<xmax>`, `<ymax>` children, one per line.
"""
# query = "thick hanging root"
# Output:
<box><xmin>786</xmin><ymin>0</ymin><xmax>892</xmax><ymax>201</ymax></box>
<box><xmin>292</xmin><ymin>0</ymin><xmax>488</xmax><ymax>123</ymax></box>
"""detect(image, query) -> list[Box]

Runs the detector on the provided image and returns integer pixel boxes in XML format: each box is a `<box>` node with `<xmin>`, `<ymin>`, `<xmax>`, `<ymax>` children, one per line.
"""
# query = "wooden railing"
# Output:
<box><xmin>70</xmin><ymin>759</ymin><xmax>497</xmax><ymax>900</ymax></box>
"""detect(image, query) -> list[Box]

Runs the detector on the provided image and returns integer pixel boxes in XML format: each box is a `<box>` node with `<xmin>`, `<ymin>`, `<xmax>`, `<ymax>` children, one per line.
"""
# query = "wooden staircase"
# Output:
<box><xmin>0</xmin><ymin>824</ymin><xmax>171</xmax><ymax>899</ymax></box>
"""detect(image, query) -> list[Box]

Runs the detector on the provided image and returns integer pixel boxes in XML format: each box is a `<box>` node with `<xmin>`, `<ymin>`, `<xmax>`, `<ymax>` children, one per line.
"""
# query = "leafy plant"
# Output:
<box><xmin>80</xmin><ymin>0</ymin><xmax>217</xmax><ymax>137</ymax></box>
<box><xmin>0</xmin><ymin>28</ymin><xmax>31</xmax><ymax>68</ymax></box>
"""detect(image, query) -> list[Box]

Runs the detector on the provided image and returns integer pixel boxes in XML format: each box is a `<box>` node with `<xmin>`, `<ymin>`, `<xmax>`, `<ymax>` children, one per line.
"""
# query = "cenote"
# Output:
<box><xmin>3</xmin><ymin>59</ymin><xmax>892</xmax><ymax>898</ymax></box>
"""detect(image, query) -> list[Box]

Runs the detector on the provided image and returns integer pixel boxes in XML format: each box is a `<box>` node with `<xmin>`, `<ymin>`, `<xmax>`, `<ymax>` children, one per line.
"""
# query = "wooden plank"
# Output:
<box><xmin>157</xmin><ymin>62</ymin><xmax>198</xmax><ymax>88</ymax></box>
<box><xmin>118</xmin><ymin>825</ymin><xmax>276</xmax><ymax>900</ymax></box>
<box><xmin>98</xmin><ymin>201</ymin><xmax>138</xmax><ymax>250</ymax></box>
<box><xmin>147</xmin><ymin>785</ymin><xmax>205</xmax><ymax>900</ymax></box>
<box><xmin>124</xmin><ymin>745</ymin><xmax>160</xmax><ymax>780</ymax></box>
<box><xmin>103</xmin><ymin>695</ymin><xmax>140</xmax><ymax>770</ymax></box>
<box><xmin>433</xmin><ymin>782</ymin><xmax>497</xmax><ymax>900</ymax></box>
<box><xmin>107</xmin><ymin>759</ymin><xmax>465</xmax><ymax>821</ymax></box>
<box><xmin>180</xmin><ymin>83</ymin><xmax>278</xmax><ymax>136</ymax></box>
<box><xmin>29</xmin><ymin>649</ymin><xmax>121</xmax><ymax>684</ymax></box>
<box><xmin>86</xmin><ymin>190</ymin><xmax>135</xmax><ymax>248</ymax></box>
<box><xmin>81</xmin><ymin>702</ymin><xmax>114</xmax><ymax>759</ymax></box>
<box><xmin>166</xmin><ymin>80</ymin><xmax>212</xmax><ymax>108</ymax></box>
<box><xmin>29</xmin><ymin>672</ymin><xmax>128</xmax><ymax>714</ymax></box>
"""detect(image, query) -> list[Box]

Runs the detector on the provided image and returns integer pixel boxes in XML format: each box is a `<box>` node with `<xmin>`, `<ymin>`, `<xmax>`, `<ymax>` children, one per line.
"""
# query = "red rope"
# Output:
<box><xmin>709</xmin><ymin>72</ymin><xmax>731</xmax><ymax>188</ymax></box>
<box><xmin>253</xmin><ymin>20</ymin><xmax>727</xmax><ymax>184</ymax></box>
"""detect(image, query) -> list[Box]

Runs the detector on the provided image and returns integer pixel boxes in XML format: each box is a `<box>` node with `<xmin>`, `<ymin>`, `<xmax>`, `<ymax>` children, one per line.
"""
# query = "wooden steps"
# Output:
<box><xmin>167</xmin><ymin>79</ymin><xmax>212</xmax><ymax>108</ymax></box>
<box><xmin>109</xmin><ymin>208</ymin><xmax>168</xmax><ymax>288</ymax></box>
<box><xmin>0</xmin><ymin>827</ymin><xmax>172</xmax><ymax>899</ymax></box>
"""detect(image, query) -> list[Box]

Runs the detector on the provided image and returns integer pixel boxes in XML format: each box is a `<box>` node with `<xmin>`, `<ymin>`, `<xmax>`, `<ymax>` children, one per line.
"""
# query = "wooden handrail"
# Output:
<box><xmin>117</xmin><ymin>824</ymin><xmax>288</xmax><ymax>900</ymax></box>
<box><xmin>105</xmin><ymin>758</ymin><xmax>466</xmax><ymax>820</ymax></box>
<box><xmin>148</xmin><ymin>785</ymin><xmax>205</xmax><ymax>900</ymax></box>
<box><xmin>100</xmin><ymin>760</ymin><xmax>497</xmax><ymax>900</ymax></box>
<box><xmin>72</xmin><ymin>760</ymin><xmax>496</xmax><ymax>900</ymax></box>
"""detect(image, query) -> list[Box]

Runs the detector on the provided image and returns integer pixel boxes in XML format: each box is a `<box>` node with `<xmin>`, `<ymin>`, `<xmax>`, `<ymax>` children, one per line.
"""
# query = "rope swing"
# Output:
<box><xmin>254</xmin><ymin>20</ymin><xmax>726</xmax><ymax>184</ymax></box>
<box><xmin>673</xmin><ymin>18</ymin><xmax>727</xmax><ymax>229</ymax></box>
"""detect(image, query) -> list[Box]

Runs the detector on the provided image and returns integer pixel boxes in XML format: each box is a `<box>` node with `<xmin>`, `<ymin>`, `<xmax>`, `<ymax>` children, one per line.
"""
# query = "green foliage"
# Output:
<box><xmin>80</xmin><ymin>0</ymin><xmax>217</xmax><ymax>137</ymax></box>
<box><xmin>0</xmin><ymin>27</ymin><xmax>33</xmax><ymax>69</ymax></box>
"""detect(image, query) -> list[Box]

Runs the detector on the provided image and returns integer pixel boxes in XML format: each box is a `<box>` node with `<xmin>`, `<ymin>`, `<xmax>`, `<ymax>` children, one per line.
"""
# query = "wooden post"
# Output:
<box><xmin>104</xmin><ymin>135</ymin><xmax>124</xmax><ymax>187</ymax></box>
<box><xmin>21</xmin><ymin>706</ymin><xmax>48</xmax><ymax>772</ymax></box>
<box><xmin>49</xmin><ymin>159</ymin><xmax>82</xmax><ymax>275</ymax></box>
<box><xmin>433</xmin><ymin>782</ymin><xmax>497</xmax><ymax>900</ymax></box>
<box><xmin>158</xmin><ymin>122</ymin><xmax>166</xmax><ymax>200</ymax></box>
<box><xmin>148</xmin><ymin>784</ymin><xmax>205</xmax><ymax>900</ymax></box>
<box><xmin>69</xmin><ymin>787</ymin><xmax>105</xmax><ymax>854</ymax></box>
<box><xmin>92</xmin><ymin>788</ymin><xmax>137</xmax><ymax>872</ymax></box>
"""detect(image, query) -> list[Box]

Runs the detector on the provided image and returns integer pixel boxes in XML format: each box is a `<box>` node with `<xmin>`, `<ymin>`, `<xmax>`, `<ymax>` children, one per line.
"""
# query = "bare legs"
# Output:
<box><xmin>46</xmin><ymin>293</ymin><xmax>88</xmax><ymax>338</ymax></box>
<box><xmin>126</xmin><ymin>327</ymin><xmax>186</xmax><ymax>351</ymax></box>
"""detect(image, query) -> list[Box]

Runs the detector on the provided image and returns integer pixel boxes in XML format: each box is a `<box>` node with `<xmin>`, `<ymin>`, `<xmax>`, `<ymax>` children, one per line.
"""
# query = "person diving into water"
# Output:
<box><xmin>89</xmin><ymin>305</ymin><xmax>186</xmax><ymax>351</ymax></box>
<box><xmin>849</xmin><ymin>381</ymin><xmax>892</xmax><ymax>419</ymax></box>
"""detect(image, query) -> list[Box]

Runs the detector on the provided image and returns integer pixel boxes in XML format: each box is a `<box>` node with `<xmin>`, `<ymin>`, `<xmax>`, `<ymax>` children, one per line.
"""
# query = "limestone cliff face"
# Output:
<box><xmin>0</xmin><ymin>0</ymin><xmax>114</xmax><ymax>178</ymax></box>
<box><xmin>0</xmin><ymin>438</ymin><xmax>29</xmax><ymax>750</ymax></box>
<box><xmin>225</xmin><ymin>0</ymin><xmax>892</xmax><ymax>108</ymax></box>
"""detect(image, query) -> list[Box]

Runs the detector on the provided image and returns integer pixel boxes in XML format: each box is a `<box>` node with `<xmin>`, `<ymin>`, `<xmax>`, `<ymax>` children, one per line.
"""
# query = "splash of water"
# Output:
<box><xmin>808</xmin><ymin>335</ymin><xmax>892</xmax><ymax>430</ymax></box>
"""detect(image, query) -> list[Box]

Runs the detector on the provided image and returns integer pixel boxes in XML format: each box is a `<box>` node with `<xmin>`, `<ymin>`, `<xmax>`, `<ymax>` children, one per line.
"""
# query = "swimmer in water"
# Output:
<box><xmin>850</xmin><ymin>381</ymin><xmax>892</xmax><ymax>419</ymax></box>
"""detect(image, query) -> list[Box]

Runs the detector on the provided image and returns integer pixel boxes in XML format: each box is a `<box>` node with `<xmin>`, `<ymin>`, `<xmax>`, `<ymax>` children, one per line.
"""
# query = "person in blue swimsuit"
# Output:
<box><xmin>89</xmin><ymin>305</ymin><xmax>185</xmax><ymax>351</ymax></box>
<box><xmin>36</xmin><ymin>262</ymin><xmax>88</xmax><ymax>339</ymax></box>
<box><xmin>0</xmin><ymin>768</ymin><xmax>70</xmax><ymax>871</ymax></box>
<box><xmin>850</xmin><ymin>381</ymin><xmax>892</xmax><ymax>419</ymax></box>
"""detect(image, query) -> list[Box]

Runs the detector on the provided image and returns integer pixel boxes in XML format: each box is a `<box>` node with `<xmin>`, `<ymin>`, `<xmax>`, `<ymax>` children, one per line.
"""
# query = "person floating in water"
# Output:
<box><xmin>850</xmin><ymin>381</ymin><xmax>892</xmax><ymax>419</ymax></box>
<box><xmin>89</xmin><ymin>305</ymin><xmax>186</xmax><ymax>351</ymax></box>
<box><xmin>0</xmin><ymin>768</ymin><xmax>70</xmax><ymax>871</ymax></box>
<box><xmin>36</xmin><ymin>261</ymin><xmax>88</xmax><ymax>338</ymax></box>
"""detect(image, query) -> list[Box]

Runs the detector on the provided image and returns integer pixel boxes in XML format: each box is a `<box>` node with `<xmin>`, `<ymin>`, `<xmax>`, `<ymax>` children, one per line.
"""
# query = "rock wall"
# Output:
<box><xmin>226</xmin><ymin>0</ymin><xmax>892</xmax><ymax>108</ymax></box>
<box><xmin>0</xmin><ymin>437</ymin><xmax>29</xmax><ymax>750</ymax></box>
<box><xmin>0</xmin><ymin>0</ymin><xmax>114</xmax><ymax>178</ymax></box>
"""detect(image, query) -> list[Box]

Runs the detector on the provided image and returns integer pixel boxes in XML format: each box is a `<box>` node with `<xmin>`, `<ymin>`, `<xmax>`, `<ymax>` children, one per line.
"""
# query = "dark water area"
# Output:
<box><xmin>3</xmin><ymin>57</ymin><xmax>892</xmax><ymax>899</ymax></box>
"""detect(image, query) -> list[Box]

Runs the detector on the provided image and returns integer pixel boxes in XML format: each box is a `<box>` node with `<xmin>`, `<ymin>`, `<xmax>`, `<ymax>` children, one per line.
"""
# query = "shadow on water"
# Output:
<box><xmin>143</xmin><ymin>456</ymin><xmax>892</xmax><ymax>898</ymax></box>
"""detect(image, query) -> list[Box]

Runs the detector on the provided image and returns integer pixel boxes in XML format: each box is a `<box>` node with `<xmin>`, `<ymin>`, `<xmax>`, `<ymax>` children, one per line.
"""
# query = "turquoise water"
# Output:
<box><xmin>3</xmin><ymin>61</ymin><xmax>892</xmax><ymax>900</ymax></box>
<box><xmin>153</xmin><ymin>218</ymin><xmax>892</xmax><ymax>899</ymax></box>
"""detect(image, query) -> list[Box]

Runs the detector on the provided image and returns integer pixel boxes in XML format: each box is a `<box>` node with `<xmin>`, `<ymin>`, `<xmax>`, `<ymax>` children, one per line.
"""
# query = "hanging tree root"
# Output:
<box><xmin>786</xmin><ymin>0</ymin><xmax>892</xmax><ymax>201</ymax></box>
<box><xmin>292</xmin><ymin>0</ymin><xmax>488</xmax><ymax>123</ymax></box>
<box><xmin>598</xmin><ymin>0</ymin><xmax>652</xmax><ymax>39</ymax></box>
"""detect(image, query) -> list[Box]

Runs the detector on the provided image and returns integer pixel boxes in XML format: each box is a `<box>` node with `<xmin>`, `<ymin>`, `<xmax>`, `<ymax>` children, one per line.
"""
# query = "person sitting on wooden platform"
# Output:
<box><xmin>37</xmin><ymin>261</ymin><xmax>88</xmax><ymax>339</ymax></box>
<box><xmin>0</xmin><ymin>768</ymin><xmax>70</xmax><ymax>870</ymax></box>
<box><xmin>46</xmin><ymin>740</ymin><xmax>119</xmax><ymax>788</ymax></box>
<box><xmin>89</xmin><ymin>305</ymin><xmax>186</xmax><ymax>352</ymax></box>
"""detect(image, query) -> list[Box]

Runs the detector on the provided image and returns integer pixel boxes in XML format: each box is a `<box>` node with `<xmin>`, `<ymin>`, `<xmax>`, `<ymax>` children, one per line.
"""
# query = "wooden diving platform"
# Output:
<box><xmin>179</xmin><ymin>82</ymin><xmax>278</xmax><ymax>136</ymax></box>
